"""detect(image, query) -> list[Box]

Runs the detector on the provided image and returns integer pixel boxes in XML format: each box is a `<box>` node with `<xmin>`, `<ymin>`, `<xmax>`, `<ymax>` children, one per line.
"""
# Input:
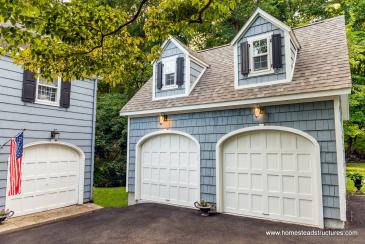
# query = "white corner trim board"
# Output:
<box><xmin>134</xmin><ymin>130</ymin><xmax>200</xmax><ymax>205</ymax></box>
<box><xmin>334</xmin><ymin>97</ymin><xmax>347</xmax><ymax>221</ymax></box>
<box><xmin>215</xmin><ymin>126</ymin><xmax>324</xmax><ymax>228</ymax></box>
<box><xmin>126</xmin><ymin>117</ymin><xmax>130</xmax><ymax>192</ymax></box>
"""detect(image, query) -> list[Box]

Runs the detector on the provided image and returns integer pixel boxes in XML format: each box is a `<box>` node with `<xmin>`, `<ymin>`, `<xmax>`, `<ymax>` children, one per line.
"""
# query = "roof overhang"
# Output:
<box><xmin>120</xmin><ymin>88</ymin><xmax>351</xmax><ymax>117</ymax></box>
<box><xmin>230</xmin><ymin>8</ymin><xmax>300</xmax><ymax>49</ymax></box>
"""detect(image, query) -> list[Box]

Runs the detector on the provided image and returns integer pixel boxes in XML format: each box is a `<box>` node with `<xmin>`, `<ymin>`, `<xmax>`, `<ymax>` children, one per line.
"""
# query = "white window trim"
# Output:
<box><xmin>160</xmin><ymin>56</ymin><xmax>178</xmax><ymax>90</ymax></box>
<box><xmin>247</xmin><ymin>32</ymin><xmax>274</xmax><ymax>77</ymax></box>
<box><xmin>35</xmin><ymin>76</ymin><xmax>62</xmax><ymax>107</ymax></box>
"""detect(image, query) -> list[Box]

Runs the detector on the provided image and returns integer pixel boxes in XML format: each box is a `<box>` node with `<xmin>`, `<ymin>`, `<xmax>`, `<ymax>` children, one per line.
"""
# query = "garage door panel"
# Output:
<box><xmin>281</xmin><ymin>153</ymin><xmax>296</xmax><ymax>171</ymax></box>
<box><xmin>140</xmin><ymin>133</ymin><xmax>199</xmax><ymax>208</ymax></box>
<box><xmin>222</xmin><ymin>130</ymin><xmax>320</xmax><ymax>226</ymax></box>
<box><xmin>297</xmin><ymin>154</ymin><xmax>311</xmax><ymax>171</ymax></box>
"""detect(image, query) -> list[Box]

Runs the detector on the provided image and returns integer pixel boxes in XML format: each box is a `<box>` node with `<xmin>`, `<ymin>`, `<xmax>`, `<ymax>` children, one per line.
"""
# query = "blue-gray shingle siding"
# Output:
<box><xmin>190</xmin><ymin>61</ymin><xmax>204</xmax><ymax>86</ymax></box>
<box><xmin>128</xmin><ymin>100</ymin><xmax>340</xmax><ymax>221</ymax></box>
<box><xmin>155</xmin><ymin>41</ymin><xmax>186</xmax><ymax>98</ymax></box>
<box><xmin>237</xmin><ymin>16</ymin><xmax>286</xmax><ymax>86</ymax></box>
<box><xmin>0</xmin><ymin>56</ymin><xmax>96</xmax><ymax>208</ymax></box>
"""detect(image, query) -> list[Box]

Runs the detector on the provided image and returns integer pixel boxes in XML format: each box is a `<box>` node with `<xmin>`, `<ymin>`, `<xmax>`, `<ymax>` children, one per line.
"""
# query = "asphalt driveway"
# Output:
<box><xmin>1</xmin><ymin>197</ymin><xmax>364</xmax><ymax>244</ymax></box>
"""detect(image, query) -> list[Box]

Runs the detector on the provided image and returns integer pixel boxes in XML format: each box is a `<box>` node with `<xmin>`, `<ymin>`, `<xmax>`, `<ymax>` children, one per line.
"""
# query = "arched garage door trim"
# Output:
<box><xmin>135</xmin><ymin>130</ymin><xmax>200</xmax><ymax>204</ymax></box>
<box><xmin>23</xmin><ymin>141</ymin><xmax>85</xmax><ymax>204</ymax></box>
<box><xmin>216</xmin><ymin>126</ymin><xmax>323</xmax><ymax>228</ymax></box>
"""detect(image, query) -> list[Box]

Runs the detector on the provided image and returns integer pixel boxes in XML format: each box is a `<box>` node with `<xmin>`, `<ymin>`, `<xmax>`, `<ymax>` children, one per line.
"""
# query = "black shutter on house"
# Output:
<box><xmin>240</xmin><ymin>42</ymin><xmax>250</xmax><ymax>75</ymax></box>
<box><xmin>156</xmin><ymin>62</ymin><xmax>163</xmax><ymax>90</ymax></box>
<box><xmin>60</xmin><ymin>80</ymin><xmax>71</xmax><ymax>108</ymax></box>
<box><xmin>22</xmin><ymin>70</ymin><xmax>37</xmax><ymax>103</ymax></box>
<box><xmin>272</xmin><ymin>34</ymin><xmax>282</xmax><ymax>69</ymax></box>
<box><xmin>176</xmin><ymin>57</ymin><xmax>184</xmax><ymax>86</ymax></box>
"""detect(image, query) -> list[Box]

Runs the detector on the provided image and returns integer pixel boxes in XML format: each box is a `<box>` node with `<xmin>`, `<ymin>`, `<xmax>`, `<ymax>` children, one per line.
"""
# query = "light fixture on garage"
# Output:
<box><xmin>159</xmin><ymin>114</ymin><xmax>168</xmax><ymax>124</ymax></box>
<box><xmin>50</xmin><ymin>129</ymin><xmax>60</xmax><ymax>141</ymax></box>
<box><xmin>254</xmin><ymin>106</ymin><xmax>265</xmax><ymax>118</ymax></box>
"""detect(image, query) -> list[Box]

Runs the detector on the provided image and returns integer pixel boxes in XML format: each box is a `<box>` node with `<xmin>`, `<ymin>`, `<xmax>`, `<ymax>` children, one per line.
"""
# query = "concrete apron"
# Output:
<box><xmin>0</xmin><ymin>203</ymin><xmax>102</xmax><ymax>235</ymax></box>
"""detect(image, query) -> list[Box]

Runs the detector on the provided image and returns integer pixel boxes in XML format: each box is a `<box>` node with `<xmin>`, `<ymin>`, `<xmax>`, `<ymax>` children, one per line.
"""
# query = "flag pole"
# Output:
<box><xmin>0</xmin><ymin>129</ymin><xmax>26</xmax><ymax>150</ymax></box>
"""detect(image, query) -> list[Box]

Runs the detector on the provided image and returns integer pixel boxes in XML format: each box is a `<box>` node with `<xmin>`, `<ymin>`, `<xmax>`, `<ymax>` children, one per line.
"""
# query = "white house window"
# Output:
<box><xmin>162</xmin><ymin>56</ymin><xmax>177</xmax><ymax>89</ymax></box>
<box><xmin>36</xmin><ymin>76</ymin><xmax>61</xmax><ymax>105</ymax></box>
<box><xmin>252</xmin><ymin>39</ymin><xmax>268</xmax><ymax>70</ymax></box>
<box><xmin>247</xmin><ymin>32</ymin><xmax>273</xmax><ymax>75</ymax></box>
<box><xmin>165</xmin><ymin>73</ymin><xmax>175</xmax><ymax>86</ymax></box>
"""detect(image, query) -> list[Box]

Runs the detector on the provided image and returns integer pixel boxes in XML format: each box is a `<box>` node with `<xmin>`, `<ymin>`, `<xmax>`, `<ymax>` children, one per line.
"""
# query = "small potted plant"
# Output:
<box><xmin>0</xmin><ymin>209</ymin><xmax>14</xmax><ymax>224</ymax></box>
<box><xmin>194</xmin><ymin>200</ymin><xmax>212</xmax><ymax>216</ymax></box>
<box><xmin>348</xmin><ymin>172</ymin><xmax>364</xmax><ymax>192</ymax></box>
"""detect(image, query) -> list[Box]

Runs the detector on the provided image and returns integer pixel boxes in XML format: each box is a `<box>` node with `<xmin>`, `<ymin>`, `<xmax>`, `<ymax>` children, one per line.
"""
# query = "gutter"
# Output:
<box><xmin>120</xmin><ymin>88</ymin><xmax>351</xmax><ymax>117</ymax></box>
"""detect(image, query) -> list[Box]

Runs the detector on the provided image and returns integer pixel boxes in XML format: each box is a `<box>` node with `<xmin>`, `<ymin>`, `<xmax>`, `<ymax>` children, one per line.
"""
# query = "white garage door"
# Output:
<box><xmin>222</xmin><ymin>129</ymin><xmax>322</xmax><ymax>226</ymax></box>
<box><xmin>6</xmin><ymin>143</ymin><xmax>82</xmax><ymax>216</ymax></box>
<box><xmin>140</xmin><ymin>133</ymin><xmax>199</xmax><ymax>207</ymax></box>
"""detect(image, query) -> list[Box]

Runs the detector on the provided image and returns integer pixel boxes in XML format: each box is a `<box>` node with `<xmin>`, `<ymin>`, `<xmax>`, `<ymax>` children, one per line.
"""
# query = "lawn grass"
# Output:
<box><xmin>93</xmin><ymin>187</ymin><xmax>128</xmax><ymax>208</ymax></box>
<box><xmin>346</xmin><ymin>162</ymin><xmax>365</xmax><ymax>194</ymax></box>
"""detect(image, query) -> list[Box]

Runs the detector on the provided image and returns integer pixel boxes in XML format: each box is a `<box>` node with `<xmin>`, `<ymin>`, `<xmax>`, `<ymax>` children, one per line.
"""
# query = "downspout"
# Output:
<box><xmin>90</xmin><ymin>79</ymin><xmax>98</xmax><ymax>201</ymax></box>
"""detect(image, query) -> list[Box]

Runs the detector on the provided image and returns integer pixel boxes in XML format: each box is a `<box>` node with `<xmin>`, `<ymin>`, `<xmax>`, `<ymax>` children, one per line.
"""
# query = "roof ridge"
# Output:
<box><xmin>197</xmin><ymin>43</ymin><xmax>230</xmax><ymax>53</ymax></box>
<box><xmin>293</xmin><ymin>15</ymin><xmax>344</xmax><ymax>30</ymax></box>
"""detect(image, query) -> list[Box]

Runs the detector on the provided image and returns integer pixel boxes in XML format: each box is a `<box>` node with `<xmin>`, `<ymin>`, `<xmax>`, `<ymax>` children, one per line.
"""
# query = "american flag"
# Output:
<box><xmin>8</xmin><ymin>132</ymin><xmax>23</xmax><ymax>196</ymax></box>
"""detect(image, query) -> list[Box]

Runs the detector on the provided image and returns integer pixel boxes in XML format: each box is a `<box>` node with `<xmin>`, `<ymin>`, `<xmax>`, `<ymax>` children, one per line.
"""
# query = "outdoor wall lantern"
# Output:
<box><xmin>254</xmin><ymin>106</ymin><xmax>265</xmax><ymax>118</ymax></box>
<box><xmin>51</xmin><ymin>129</ymin><xmax>60</xmax><ymax>141</ymax></box>
<box><xmin>159</xmin><ymin>114</ymin><xmax>168</xmax><ymax>124</ymax></box>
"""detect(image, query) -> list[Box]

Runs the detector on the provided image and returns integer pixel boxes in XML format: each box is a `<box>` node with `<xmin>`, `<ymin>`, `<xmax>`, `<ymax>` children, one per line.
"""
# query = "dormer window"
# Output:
<box><xmin>163</xmin><ymin>57</ymin><xmax>177</xmax><ymax>89</ymax></box>
<box><xmin>247</xmin><ymin>33</ymin><xmax>273</xmax><ymax>75</ymax></box>
<box><xmin>252</xmin><ymin>39</ymin><xmax>268</xmax><ymax>71</ymax></box>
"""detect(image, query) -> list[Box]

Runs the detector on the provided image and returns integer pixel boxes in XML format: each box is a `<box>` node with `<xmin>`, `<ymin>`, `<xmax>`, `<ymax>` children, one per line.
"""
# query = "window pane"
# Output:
<box><xmin>254</xmin><ymin>55</ymin><xmax>268</xmax><ymax>70</ymax></box>
<box><xmin>253</xmin><ymin>39</ymin><xmax>267</xmax><ymax>55</ymax></box>
<box><xmin>37</xmin><ymin>85</ymin><xmax>57</xmax><ymax>102</ymax></box>
<box><xmin>165</xmin><ymin>73</ymin><xmax>175</xmax><ymax>86</ymax></box>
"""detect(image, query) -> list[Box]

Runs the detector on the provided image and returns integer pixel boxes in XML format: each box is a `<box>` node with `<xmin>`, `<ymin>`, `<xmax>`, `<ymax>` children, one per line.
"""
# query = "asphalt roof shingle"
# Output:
<box><xmin>121</xmin><ymin>16</ymin><xmax>351</xmax><ymax>114</ymax></box>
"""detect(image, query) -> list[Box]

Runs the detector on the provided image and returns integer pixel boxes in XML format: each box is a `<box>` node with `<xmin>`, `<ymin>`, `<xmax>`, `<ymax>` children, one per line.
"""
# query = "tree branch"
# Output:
<box><xmin>188</xmin><ymin>0</ymin><xmax>213</xmax><ymax>23</ymax></box>
<box><xmin>75</xmin><ymin>0</ymin><xmax>149</xmax><ymax>55</ymax></box>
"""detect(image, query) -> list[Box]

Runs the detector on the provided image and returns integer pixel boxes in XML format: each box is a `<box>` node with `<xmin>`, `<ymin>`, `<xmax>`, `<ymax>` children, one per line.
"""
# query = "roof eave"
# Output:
<box><xmin>120</xmin><ymin>88</ymin><xmax>351</xmax><ymax>117</ymax></box>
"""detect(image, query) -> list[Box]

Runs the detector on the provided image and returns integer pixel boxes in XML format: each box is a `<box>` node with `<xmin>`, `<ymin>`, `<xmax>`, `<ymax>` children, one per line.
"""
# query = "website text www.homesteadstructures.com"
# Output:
<box><xmin>266</xmin><ymin>229</ymin><xmax>359</xmax><ymax>236</ymax></box>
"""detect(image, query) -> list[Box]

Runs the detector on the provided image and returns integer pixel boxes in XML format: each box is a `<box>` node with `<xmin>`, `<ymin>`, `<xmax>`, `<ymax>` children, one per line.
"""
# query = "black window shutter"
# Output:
<box><xmin>176</xmin><ymin>57</ymin><xmax>184</xmax><ymax>86</ymax></box>
<box><xmin>22</xmin><ymin>70</ymin><xmax>37</xmax><ymax>103</ymax></box>
<box><xmin>60</xmin><ymin>80</ymin><xmax>71</xmax><ymax>108</ymax></box>
<box><xmin>240</xmin><ymin>42</ymin><xmax>250</xmax><ymax>75</ymax></box>
<box><xmin>272</xmin><ymin>34</ymin><xmax>282</xmax><ymax>69</ymax></box>
<box><xmin>156</xmin><ymin>62</ymin><xmax>163</xmax><ymax>90</ymax></box>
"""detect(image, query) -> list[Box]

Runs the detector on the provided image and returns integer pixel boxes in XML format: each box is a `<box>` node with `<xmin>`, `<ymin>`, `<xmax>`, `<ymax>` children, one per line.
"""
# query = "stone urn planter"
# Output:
<box><xmin>194</xmin><ymin>201</ymin><xmax>212</xmax><ymax>216</ymax></box>
<box><xmin>0</xmin><ymin>209</ymin><xmax>14</xmax><ymax>224</ymax></box>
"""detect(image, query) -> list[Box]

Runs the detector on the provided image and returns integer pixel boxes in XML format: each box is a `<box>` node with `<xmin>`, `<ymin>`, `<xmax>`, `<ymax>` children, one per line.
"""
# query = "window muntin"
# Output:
<box><xmin>252</xmin><ymin>38</ymin><xmax>268</xmax><ymax>71</ymax></box>
<box><xmin>165</xmin><ymin>73</ymin><xmax>175</xmax><ymax>86</ymax></box>
<box><xmin>246</xmin><ymin>32</ymin><xmax>273</xmax><ymax>76</ymax></box>
<box><xmin>36</xmin><ymin>76</ymin><xmax>61</xmax><ymax>105</ymax></box>
<box><xmin>161</xmin><ymin>56</ymin><xmax>178</xmax><ymax>89</ymax></box>
<box><xmin>252</xmin><ymin>39</ymin><xmax>268</xmax><ymax>70</ymax></box>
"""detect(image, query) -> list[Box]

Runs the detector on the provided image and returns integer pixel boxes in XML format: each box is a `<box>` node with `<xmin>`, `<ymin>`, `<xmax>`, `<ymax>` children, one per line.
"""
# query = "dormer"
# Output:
<box><xmin>152</xmin><ymin>36</ymin><xmax>209</xmax><ymax>100</ymax></box>
<box><xmin>231</xmin><ymin>8</ymin><xmax>300</xmax><ymax>89</ymax></box>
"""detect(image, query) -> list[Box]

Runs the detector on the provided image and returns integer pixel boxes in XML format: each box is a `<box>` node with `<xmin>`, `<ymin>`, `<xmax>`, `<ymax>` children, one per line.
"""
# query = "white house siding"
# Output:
<box><xmin>0</xmin><ymin>56</ymin><xmax>97</xmax><ymax>208</ymax></box>
<box><xmin>128</xmin><ymin>100</ymin><xmax>341</xmax><ymax>223</ymax></box>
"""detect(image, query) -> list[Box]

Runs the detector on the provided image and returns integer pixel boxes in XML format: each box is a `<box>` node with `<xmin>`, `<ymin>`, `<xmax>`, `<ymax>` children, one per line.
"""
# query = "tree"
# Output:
<box><xmin>94</xmin><ymin>91</ymin><xmax>128</xmax><ymax>187</ymax></box>
<box><xmin>0</xmin><ymin>0</ymin><xmax>238</xmax><ymax>85</ymax></box>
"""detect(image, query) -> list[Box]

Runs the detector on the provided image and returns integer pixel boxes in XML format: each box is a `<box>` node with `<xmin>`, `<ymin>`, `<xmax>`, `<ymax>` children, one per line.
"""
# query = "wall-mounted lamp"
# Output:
<box><xmin>159</xmin><ymin>114</ymin><xmax>168</xmax><ymax>124</ymax></box>
<box><xmin>51</xmin><ymin>129</ymin><xmax>60</xmax><ymax>141</ymax></box>
<box><xmin>254</xmin><ymin>106</ymin><xmax>265</xmax><ymax>118</ymax></box>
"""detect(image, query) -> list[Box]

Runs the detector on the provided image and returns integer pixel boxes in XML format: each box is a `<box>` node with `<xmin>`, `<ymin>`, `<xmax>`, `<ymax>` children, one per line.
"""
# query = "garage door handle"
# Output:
<box><xmin>262</xmin><ymin>213</ymin><xmax>269</xmax><ymax>215</ymax></box>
